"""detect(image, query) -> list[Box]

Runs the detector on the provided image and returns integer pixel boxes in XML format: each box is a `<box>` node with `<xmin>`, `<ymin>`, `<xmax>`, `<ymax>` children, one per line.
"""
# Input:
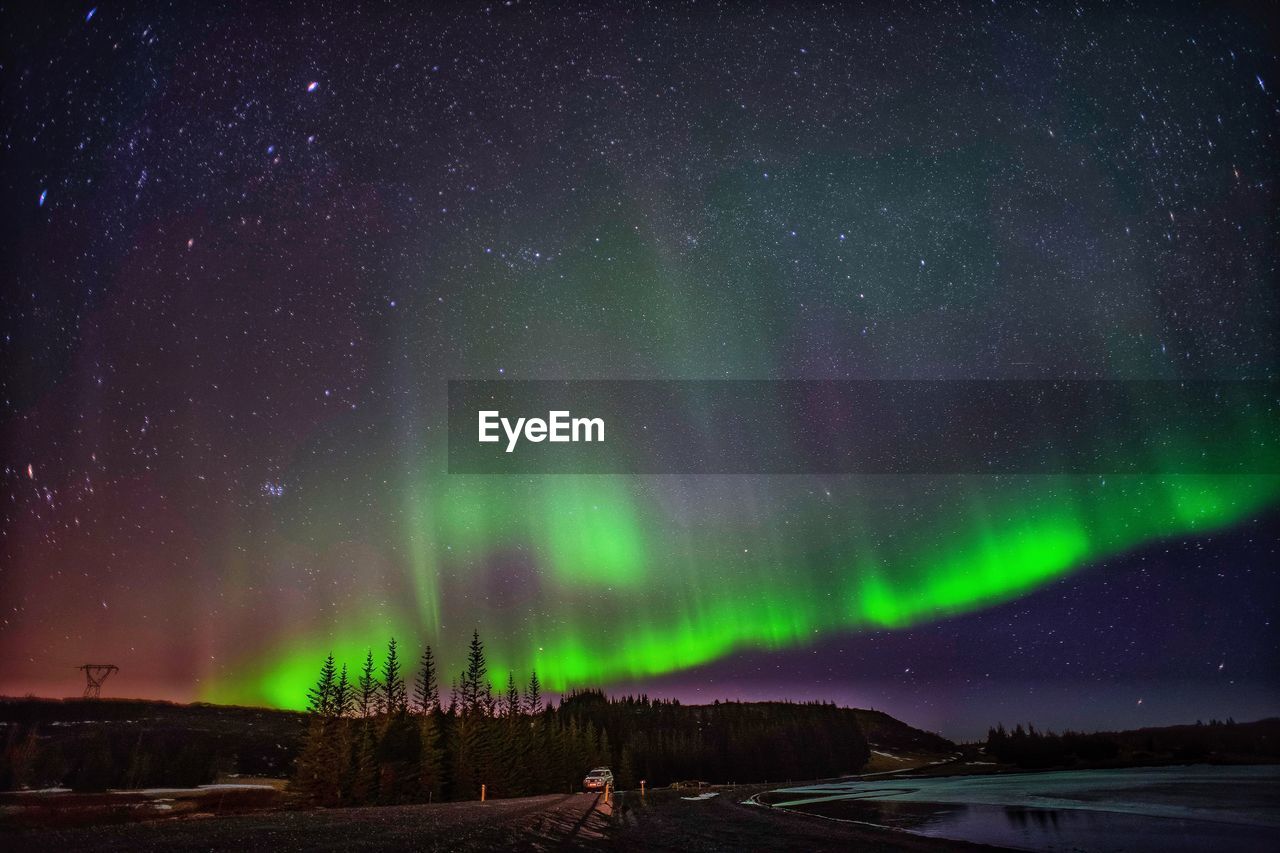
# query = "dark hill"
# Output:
<box><xmin>852</xmin><ymin>707</ymin><xmax>954</xmax><ymax>754</ymax></box>
<box><xmin>0</xmin><ymin>697</ymin><xmax>308</xmax><ymax>790</ymax></box>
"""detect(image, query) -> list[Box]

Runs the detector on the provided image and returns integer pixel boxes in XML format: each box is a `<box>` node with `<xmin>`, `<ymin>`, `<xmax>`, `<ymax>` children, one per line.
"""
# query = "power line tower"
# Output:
<box><xmin>79</xmin><ymin>664</ymin><xmax>118</xmax><ymax>698</ymax></box>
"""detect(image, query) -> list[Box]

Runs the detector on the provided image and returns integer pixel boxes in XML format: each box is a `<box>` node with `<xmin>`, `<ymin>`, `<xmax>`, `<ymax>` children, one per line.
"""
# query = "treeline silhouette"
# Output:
<box><xmin>0</xmin><ymin>699</ymin><xmax>305</xmax><ymax>792</ymax></box>
<box><xmin>986</xmin><ymin>717</ymin><xmax>1280</xmax><ymax>769</ymax></box>
<box><xmin>295</xmin><ymin>631</ymin><xmax>871</xmax><ymax>805</ymax></box>
<box><xmin>985</xmin><ymin>723</ymin><xmax>1120</xmax><ymax>768</ymax></box>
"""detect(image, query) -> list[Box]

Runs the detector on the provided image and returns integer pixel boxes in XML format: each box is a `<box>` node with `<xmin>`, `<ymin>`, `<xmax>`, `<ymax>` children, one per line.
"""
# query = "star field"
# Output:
<box><xmin>1</xmin><ymin>1</ymin><xmax>1277</xmax><ymax>737</ymax></box>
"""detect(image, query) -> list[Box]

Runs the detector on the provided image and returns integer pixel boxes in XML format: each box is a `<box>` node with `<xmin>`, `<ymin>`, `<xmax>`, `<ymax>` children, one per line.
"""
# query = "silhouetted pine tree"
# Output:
<box><xmin>504</xmin><ymin>672</ymin><xmax>521</xmax><ymax>717</ymax></box>
<box><xmin>295</xmin><ymin>717</ymin><xmax>342</xmax><ymax>804</ymax></box>
<box><xmin>524</xmin><ymin>671</ymin><xmax>542</xmax><ymax>714</ymax></box>
<box><xmin>450</xmin><ymin>713</ymin><xmax>480</xmax><ymax>798</ymax></box>
<box><xmin>306</xmin><ymin>653</ymin><xmax>338</xmax><ymax>716</ymax></box>
<box><xmin>566</xmin><ymin>718</ymin><xmax>586</xmax><ymax>789</ymax></box>
<box><xmin>349</xmin><ymin>720</ymin><xmax>379</xmax><ymax>804</ymax></box>
<box><xmin>584</xmin><ymin>720</ymin><xmax>602</xmax><ymax>769</ymax></box>
<box><xmin>446</xmin><ymin>676</ymin><xmax>459</xmax><ymax>716</ymax></box>
<box><xmin>497</xmin><ymin>675</ymin><xmax>530</xmax><ymax>796</ymax></box>
<box><xmin>333</xmin><ymin>664</ymin><xmax>354</xmax><ymax>717</ymax></box>
<box><xmin>357</xmin><ymin>650</ymin><xmax>380</xmax><ymax>718</ymax></box>
<box><xmin>418</xmin><ymin>711</ymin><xmax>444</xmax><ymax>802</ymax></box>
<box><xmin>458</xmin><ymin>630</ymin><xmax>488</xmax><ymax>715</ymax></box>
<box><xmin>377</xmin><ymin>713</ymin><xmax>421</xmax><ymax>802</ymax></box>
<box><xmin>381</xmin><ymin>638</ymin><xmax>408</xmax><ymax>715</ymax></box>
<box><xmin>598</xmin><ymin>725</ymin><xmax>612</xmax><ymax>772</ymax></box>
<box><xmin>617</xmin><ymin>745</ymin><xmax>636</xmax><ymax>789</ymax></box>
<box><xmin>414</xmin><ymin>645</ymin><xmax>440</xmax><ymax>713</ymax></box>
<box><xmin>480</xmin><ymin>683</ymin><xmax>497</xmax><ymax>718</ymax></box>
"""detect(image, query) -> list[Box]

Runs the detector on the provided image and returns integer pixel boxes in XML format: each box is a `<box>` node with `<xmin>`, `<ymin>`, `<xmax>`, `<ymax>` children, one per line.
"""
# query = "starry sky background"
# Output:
<box><xmin>2</xmin><ymin>1</ymin><xmax>1278</xmax><ymax>739</ymax></box>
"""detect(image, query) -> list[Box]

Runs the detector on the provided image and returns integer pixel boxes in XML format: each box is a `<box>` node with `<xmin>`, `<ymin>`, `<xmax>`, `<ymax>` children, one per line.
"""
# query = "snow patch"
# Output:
<box><xmin>130</xmin><ymin>783</ymin><xmax>276</xmax><ymax>796</ymax></box>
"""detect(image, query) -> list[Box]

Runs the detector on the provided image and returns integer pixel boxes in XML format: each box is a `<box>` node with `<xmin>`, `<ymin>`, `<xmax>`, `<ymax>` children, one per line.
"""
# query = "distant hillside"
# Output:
<box><xmin>0</xmin><ymin>697</ymin><xmax>308</xmax><ymax>791</ymax></box>
<box><xmin>0</xmin><ymin>697</ymin><xmax>308</xmax><ymax>732</ymax></box>
<box><xmin>852</xmin><ymin>708</ymin><xmax>954</xmax><ymax>754</ymax></box>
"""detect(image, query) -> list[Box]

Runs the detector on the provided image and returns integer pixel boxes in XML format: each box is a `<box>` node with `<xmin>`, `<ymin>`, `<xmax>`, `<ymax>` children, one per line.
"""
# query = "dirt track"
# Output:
<box><xmin>7</xmin><ymin>792</ymin><xmax>612</xmax><ymax>852</ymax></box>
<box><xmin>6</xmin><ymin>786</ymin><xmax>1004</xmax><ymax>852</ymax></box>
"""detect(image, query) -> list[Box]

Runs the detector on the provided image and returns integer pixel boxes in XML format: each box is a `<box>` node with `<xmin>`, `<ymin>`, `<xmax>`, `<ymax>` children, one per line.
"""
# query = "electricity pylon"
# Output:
<box><xmin>79</xmin><ymin>664</ymin><xmax>118</xmax><ymax>698</ymax></box>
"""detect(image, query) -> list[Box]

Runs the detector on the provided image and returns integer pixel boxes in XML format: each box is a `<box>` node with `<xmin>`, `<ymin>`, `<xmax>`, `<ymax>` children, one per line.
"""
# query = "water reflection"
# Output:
<box><xmin>768</xmin><ymin>766</ymin><xmax>1280</xmax><ymax>852</ymax></box>
<box><xmin>1003</xmin><ymin>804</ymin><xmax>1061</xmax><ymax>830</ymax></box>
<box><xmin>781</xmin><ymin>797</ymin><xmax>1276</xmax><ymax>852</ymax></box>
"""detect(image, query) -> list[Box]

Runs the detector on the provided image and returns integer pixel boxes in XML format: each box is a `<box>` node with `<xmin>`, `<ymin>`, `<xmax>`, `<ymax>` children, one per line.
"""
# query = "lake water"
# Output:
<box><xmin>769</xmin><ymin>765</ymin><xmax>1280</xmax><ymax>852</ymax></box>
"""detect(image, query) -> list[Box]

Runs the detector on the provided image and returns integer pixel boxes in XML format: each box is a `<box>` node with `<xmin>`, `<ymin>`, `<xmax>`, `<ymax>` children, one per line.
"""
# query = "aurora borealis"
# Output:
<box><xmin>2</xmin><ymin>1</ymin><xmax>1278</xmax><ymax>739</ymax></box>
<box><xmin>217</xmin><ymin>472</ymin><xmax>1278</xmax><ymax>716</ymax></box>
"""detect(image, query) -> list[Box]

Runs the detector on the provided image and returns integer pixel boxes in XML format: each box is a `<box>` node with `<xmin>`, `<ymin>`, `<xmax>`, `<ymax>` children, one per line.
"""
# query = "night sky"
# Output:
<box><xmin>2</xmin><ymin>1</ymin><xmax>1277</xmax><ymax>740</ymax></box>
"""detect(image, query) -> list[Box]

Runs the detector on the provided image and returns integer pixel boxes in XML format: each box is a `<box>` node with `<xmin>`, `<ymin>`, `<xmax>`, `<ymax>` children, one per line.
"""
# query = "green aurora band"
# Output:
<box><xmin>204</xmin><ymin>471</ymin><xmax>1279</xmax><ymax>710</ymax></box>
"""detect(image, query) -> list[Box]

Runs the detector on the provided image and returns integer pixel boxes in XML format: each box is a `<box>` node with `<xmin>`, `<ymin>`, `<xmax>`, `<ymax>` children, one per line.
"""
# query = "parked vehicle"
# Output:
<box><xmin>582</xmin><ymin>767</ymin><xmax>613</xmax><ymax>792</ymax></box>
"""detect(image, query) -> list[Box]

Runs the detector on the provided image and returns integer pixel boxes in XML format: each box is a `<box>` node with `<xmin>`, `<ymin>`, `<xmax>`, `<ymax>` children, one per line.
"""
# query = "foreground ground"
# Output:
<box><xmin>4</xmin><ymin>785</ymin><xmax>1001</xmax><ymax>852</ymax></box>
<box><xmin>6</xmin><ymin>791</ymin><xmax>612</xmax><ymax>852</ymax></box>
<box><xmin>10</xmin><ymin>762</ymin><xmax>1278</xmax><ymax>852</ymax></box>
